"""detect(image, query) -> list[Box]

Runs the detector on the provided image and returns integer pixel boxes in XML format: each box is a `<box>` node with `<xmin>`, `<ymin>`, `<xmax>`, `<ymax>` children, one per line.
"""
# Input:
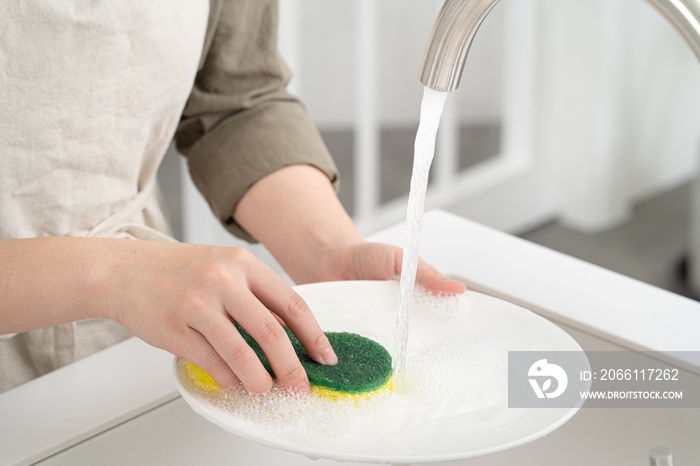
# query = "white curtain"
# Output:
<box><xmin>537</xmin><ymin>0</ymin><xmax>700</xmax><ymax>232</ymax></box>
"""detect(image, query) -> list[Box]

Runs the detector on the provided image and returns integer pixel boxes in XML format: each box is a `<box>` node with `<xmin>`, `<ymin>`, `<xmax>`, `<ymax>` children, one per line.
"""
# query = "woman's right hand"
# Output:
<box><xmin>102</xmin><ymin>240</ymin><xmax>337</xmax><ymax>394</ymax></box>
<box><xmin>0</xmin><ymin>236</ymin><xmax>335</xmax><ymax>394</ymax></box>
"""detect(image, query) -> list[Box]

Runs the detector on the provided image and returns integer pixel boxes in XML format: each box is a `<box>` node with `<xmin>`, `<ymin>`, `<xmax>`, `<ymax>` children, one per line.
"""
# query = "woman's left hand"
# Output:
<box><xmin>310</xmin><ymin>242</ymin><xmax>466</xmax><ymax>294</ymax></box>
<box><xmin>235</xmin><ymin>164</ymin><xmax>466</xmax><ymax>293</ymax></box>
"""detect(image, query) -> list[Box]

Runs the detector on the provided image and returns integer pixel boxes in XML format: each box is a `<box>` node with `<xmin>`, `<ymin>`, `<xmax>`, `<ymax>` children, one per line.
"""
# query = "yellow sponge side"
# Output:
<box><xmin>184</xmin><ymin>361</ymin><xmax>393</xmax><ymax>400</ymax></box>
<box><xmin>185</xmin><ymin>361</ymin><xmax>220</xmax><ymax>391</ymax></box>
<box><xmin>311</xmin><ymin>377</ymin><xmax>393</xmax><ymax>402</ymax></box>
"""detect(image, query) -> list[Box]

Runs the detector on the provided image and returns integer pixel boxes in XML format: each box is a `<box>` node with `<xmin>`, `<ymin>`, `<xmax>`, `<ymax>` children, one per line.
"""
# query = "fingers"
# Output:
<box><xmin>382</xmin><ymin>244</ymin><xmax>466</xmax><ymax>294</ymax></box>
<box><xmin>244</xmin><ymin>261</ymin><xmax>338</xmax><ymax>367</ymax></box>
<box><xmin>340</xmin><ymin>243</ymin><xmax>466</xmax><ymax>295</ymax></box>
<box><xmin>185</xmin><ymin>288</ymin><xmax>309</xmax><ymax>393</ymax></box>
<box><xmin>197</xmin><ymin>250</ymin><xmax>335</xmax><ymax>394</ymax></box>
<box><xmin>415</xmin><ymin>257</ymin><xmax>467</xmax><ymax>294</ymax></box>
<box><xmin>227</xmin><ymin>292</ymin><xmax>311</xmax><ymax>394</ymax></box>
<box><xmin>197</xmin><ymin>309</ymin><xmax>282</xmax><ymax>394</ymax></box>
<box><xmin>190</xmin><ymin>298</ymin><xmax>310</xmax><ymax>394</ymax></box>
<box><xmin>177</xmin><ymin>328</ymin><xmax>244</xmax><ymax>390</ymax></box>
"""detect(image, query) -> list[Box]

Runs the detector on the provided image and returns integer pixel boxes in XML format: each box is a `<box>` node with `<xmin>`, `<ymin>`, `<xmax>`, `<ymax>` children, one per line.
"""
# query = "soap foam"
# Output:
<box><xmin>177</xmin><ymin>315</ymin><xmax>509</xmax><ymax>444</ymax></box>
<box><xmin>404</xmin><ymin>337</ymin><xmax>507</xmax><ymax>413</ymax></box>
<box><xmin>391</xmin><ymin>279</ymin><xmax>472</xmax><ymax>316</ymax></box>
<box><xmin>177</xmin><ymin>358</ymin><xmax>393</xmax><ymax>441</ymax></box>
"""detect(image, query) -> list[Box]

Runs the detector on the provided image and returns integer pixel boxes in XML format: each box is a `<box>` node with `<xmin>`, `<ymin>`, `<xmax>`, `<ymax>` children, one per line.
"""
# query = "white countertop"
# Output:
<box><xmin>2</xmin><ymin>210</ymin><xmax>699</xmax><ymax>466</ymax></box>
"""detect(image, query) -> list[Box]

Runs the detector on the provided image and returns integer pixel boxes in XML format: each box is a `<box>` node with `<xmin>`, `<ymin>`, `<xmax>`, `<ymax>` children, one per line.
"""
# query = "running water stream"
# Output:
<box><xmin>392</xmin><ymin>87</ymin><xmax>448</xmax><ymax>391</ymax></box>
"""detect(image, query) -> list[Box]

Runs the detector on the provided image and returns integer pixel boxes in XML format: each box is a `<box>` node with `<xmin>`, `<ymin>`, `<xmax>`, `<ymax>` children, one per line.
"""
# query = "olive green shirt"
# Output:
<box><xmin>177</xmin><ymin>0</ymin><xmax>340</xmax><ymax>242</ymax></box>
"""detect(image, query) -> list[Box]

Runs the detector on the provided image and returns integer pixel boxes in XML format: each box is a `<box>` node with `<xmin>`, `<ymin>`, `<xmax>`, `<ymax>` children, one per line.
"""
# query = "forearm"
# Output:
<box><xmin>233</xmin><ymin>164</ymin><xmax>466</xmax><ymax>295</ymax></box>
<box><xmin>0</xmin><ymin>236</ymin><xmax>114</xmax><ymax>334</ymax></box>
<box><xmin>233</xmin><ymin>164</ymin><xmax>365</xmax><ymax>284</ymax></box>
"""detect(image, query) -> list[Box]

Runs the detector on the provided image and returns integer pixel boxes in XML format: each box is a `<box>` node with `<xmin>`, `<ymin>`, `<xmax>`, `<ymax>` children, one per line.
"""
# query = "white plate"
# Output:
<box><xmin>174</xmin><ymin>280</ymin><xmax>585</xmax><ymax>464</ymax></box>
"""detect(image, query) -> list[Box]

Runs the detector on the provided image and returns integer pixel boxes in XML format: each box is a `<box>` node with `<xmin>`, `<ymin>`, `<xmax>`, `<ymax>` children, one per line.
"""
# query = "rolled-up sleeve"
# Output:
<box><xmin>176</xmin><ymin>0</ymin><xmax>339</xmax><ymax>242</ymax></box>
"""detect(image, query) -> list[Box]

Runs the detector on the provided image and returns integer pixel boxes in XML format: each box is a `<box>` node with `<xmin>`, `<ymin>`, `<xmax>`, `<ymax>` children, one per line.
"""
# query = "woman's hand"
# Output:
<box><xmin>307</xmin><ymin>242</ymin><xmax>467</xmax><ymax>294</ymax></box>
<box><xmin>102</xmin><ymin>240</ymin><xmax>336</xmax><ymax>394</ymax></box>
<box><xmin>0</xmin><ymin>236</ymin><xmax>336</xmax><ymax>394</ymax></box>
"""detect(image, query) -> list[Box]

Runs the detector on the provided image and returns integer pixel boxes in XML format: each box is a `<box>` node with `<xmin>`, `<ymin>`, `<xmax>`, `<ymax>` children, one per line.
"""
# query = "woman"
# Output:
<box><xmin>0</xmin><ymin>0</ymin><xmax>464</xmax><ymax>394</ymax></box>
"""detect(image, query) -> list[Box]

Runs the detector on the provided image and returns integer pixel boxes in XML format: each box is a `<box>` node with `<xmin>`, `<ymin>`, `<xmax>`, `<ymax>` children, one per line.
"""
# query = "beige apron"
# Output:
<box><xmin>0</xmin><ymin>1</ymin><xmax>209</xmax><ymax>392</ymax></box>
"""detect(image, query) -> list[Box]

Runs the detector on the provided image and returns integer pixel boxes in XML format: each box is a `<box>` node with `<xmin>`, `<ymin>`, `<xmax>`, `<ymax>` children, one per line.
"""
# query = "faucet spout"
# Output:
<box><xmin>420</xmin><ymin>0</ymin><xmax>700</xmax><ymax>93</ymax></box>
<box><xmin>419</xmin><ymin>0</ymin><xmax>500</xmax><ymax>92</ymax></box>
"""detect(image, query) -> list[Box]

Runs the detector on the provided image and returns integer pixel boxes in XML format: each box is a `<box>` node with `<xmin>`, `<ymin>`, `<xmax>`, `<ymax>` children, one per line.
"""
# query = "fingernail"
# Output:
<box><xmin>283</xmin><ymin>378</ymin><xmax>310</xmax><ymax>396</ymax></box>
<box><xmin>319</xmin><ymin>346</ymin><xmax>338</xmax><ymax>365</ymax></box>
<box><xmin>295</xmin><ymin>379</ymin><xmax>311</xmax><ymax>395</ymax></box>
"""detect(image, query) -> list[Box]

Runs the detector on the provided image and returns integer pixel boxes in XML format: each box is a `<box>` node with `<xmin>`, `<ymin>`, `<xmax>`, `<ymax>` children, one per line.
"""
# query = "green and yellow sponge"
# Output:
<box><xmin>185</xmin><ymin>324</ymin><xmax>393</xmax><ymax>400</ymax></box>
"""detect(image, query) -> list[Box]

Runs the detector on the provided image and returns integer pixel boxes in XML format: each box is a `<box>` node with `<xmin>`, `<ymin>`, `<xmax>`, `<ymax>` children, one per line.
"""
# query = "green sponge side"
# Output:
<box><xmin>234</xmin><ymin>323</ymin><xmax>392</xmax><ymax>394</ymax></box>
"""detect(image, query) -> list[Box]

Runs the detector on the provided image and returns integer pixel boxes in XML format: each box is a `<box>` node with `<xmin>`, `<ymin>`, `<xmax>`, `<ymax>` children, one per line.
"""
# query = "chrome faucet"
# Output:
<box><xmin>419</xmin><ymin>0</ymin><xmax>700</xmax><ymax>92</ymax></box>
